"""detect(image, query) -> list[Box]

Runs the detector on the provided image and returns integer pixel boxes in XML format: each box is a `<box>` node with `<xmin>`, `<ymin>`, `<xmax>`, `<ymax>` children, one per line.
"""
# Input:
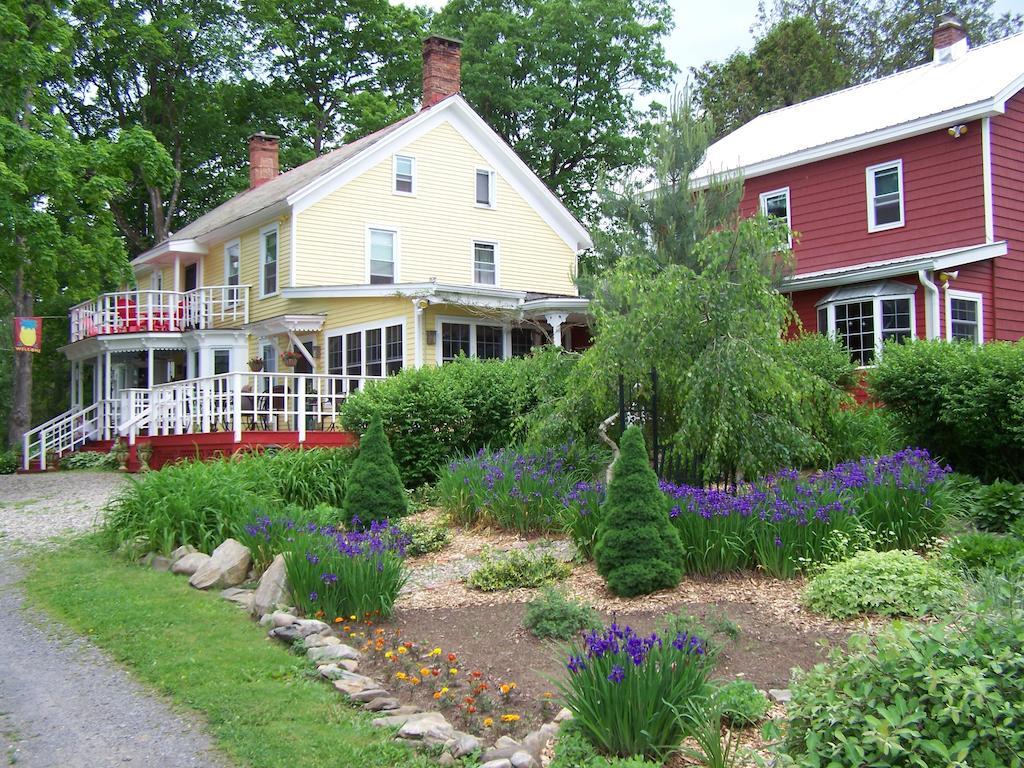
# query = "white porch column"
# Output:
<box><xmin>94</xmin><ymin>355</ymin><xmax>101</xmax><ymax>406</ymax></box>
<box><xmin>69</xmin><ymin>362</ymin><xmax>77</xmax><ymax>410</ymax></box>
<box><xmin>544</xmin><ymin>312</ymin><xmax>569</xmax><ymax>349</ymax></box>
<box><xmin>412</xmin><ymin>299</ymin><xmax>425</xmax><ymax>368</ymax></box>
<box><xmin>103</xmin><ymin>351</ymin><xmax>112</xmax><ymax>439</ymax></box>
<box><xmin>173</xmin><ymin>255</ymin><xmax>181</xmax><ymax>293</ymax></box>
<box><xmin>75</xmin><ymin>362</ymin><xmax>84</xmax><ymax>410</ymax></box>
<box><xmin>147</xmin><ymin>348</ymin><xmax>155</xmax><ymax>389</ymax></box>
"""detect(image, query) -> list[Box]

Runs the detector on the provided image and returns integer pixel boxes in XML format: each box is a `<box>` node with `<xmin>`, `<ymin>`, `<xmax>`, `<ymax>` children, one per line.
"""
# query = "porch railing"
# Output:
<box><xmin>119</xmin><ymin>371</ymin><xmax>384</xmax><ymax>446</ymax></box>
<box><xmin>69</xmin><ymin>285</ymin><xmax>250</xmax><ymax>342</ymax></box>
<box><xmin>22</xmin><ymin>400</ymin><xmax>121</xmax><ymax>471</ymax></box>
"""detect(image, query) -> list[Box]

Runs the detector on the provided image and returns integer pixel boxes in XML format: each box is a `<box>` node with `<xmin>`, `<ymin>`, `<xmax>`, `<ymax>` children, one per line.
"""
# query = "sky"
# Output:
<box><xmin>401</xmin><ymin>0</ymin><xmax>1024</xmax><ymax>94</ymax></box>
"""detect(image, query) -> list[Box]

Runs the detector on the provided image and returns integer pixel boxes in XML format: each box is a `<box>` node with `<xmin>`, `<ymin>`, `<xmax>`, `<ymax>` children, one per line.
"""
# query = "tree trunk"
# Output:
<box><xmin>8</xmin><ymin>265</ymin><xmax>34</xmax><ymax>448</ymax></box>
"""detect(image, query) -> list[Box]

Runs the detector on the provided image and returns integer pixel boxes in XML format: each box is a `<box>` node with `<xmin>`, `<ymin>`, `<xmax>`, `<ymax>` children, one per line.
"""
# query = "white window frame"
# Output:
<box><xmin>945</xmin><ymin>289</ymin><xmax>984</xmax><ymax>344</ymax></box>
<box><xmin>325</xmin><ymin>316</ymin><xmax>406</xmax><ymax>378</ymax></box>
<box><xmin>819</xmin><ymin>292</ymin><xmax>917</xmax><ymax>367</ymax></box>
<box><xmin>365</xmin><ymin>225</ymin><xmax>400</xmax><ymax>284</ymax></box>
<box><xmin>259</xmin><ymin>223</ymin><xmax>279</xmax><ymax>298</ymax></box>
<box><xmin>212</xmin><ymin>348</ymin><xmax>232</xmax><ymax>375</ymax></box>
<box><xmin>471</xmin><ymin>239</ymin><xmax>500</xmax><ymax>286</ymax></box>
<box><xmin>866</xmin><ymin>160</ymin><xmax>905</xmax><ymax>233</ymax></box>
<box><xmin>260</xmin><ymin>341</ymin><xmax>277</xmax><ymax>373</ymax></box>
<box><xmin>475</xmin><ymin>167</ymin><xmax>496</xmax><ymax>209</ymax></box>
<box><xmin>150</xmin><ymin>270</ymin><xmax>163</xmax><ymax>291</ymax></box>
<box><xmin>224</xmin><ymin>238</ymin><xmax>241</xmax><ymax>286</ymax></box>
<box><xmin>759</xmin><ymin>186</ymin><xmax>792</xmax><ymax>246</ymax></box>
<box><xmin>393</xmin><ymin>154</ymin><xmax>416</xmax><ymax>196</ymax></box>
<box><xmin>435</xmin><ymin>315</ymin><xmax>511</xmax><ymax>364</ymax></box>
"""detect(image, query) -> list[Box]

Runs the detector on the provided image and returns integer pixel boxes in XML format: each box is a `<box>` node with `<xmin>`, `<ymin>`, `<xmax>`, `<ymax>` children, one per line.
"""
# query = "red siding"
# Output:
<box><xmin>740</xmin><ymin>123</ymin><xmax>987</xmax><ymax>275</ymax></box>
<box><xmin>943</xmin><ymin>260</ymin><xmax>996</xmax><ymax>341</ymax></box>
<box><xmin>788</xmin><ymin>276</ymin><xmax>925</xmax><ymax>340</ymax></box>
<box><xmin>992</xmin><ymin>89</ymin><xmax>1024</xmax><ymax>340</ymax></box>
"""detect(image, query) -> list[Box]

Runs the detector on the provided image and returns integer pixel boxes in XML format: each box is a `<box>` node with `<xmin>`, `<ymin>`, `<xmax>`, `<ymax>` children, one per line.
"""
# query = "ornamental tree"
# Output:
<box><xmin>594</xmin><ymin>426</ymin><xmax>683</xmax><ymax>596</ymax></box>
<box><xmin>342</xmin><ymin>414</ymin><xmax>407</xmax><ymax>526</ymax></box>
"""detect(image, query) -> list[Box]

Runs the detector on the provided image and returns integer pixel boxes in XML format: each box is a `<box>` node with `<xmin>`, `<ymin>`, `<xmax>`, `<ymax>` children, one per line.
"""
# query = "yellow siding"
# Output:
<box><xmin>294</xmin><ymin>121</ymin><xmax>578</xmax><ymax>295</ymax></box>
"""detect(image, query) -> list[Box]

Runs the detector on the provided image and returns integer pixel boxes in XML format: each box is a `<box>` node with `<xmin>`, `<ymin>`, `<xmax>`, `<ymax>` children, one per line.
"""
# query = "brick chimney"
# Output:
<box><xmin>422</xmin><ymin>35</ymin><xmax>462</xmax><ymax>109</ymax></box>
<box><xmin>933</xmin><ymin>12</ymin><xmax>969</xmax><ymax>63</ymax></box>
<box><xmin>248</xmin><ymin>132</ymin><xmax>280</xmax><ymax>189</ymax></box>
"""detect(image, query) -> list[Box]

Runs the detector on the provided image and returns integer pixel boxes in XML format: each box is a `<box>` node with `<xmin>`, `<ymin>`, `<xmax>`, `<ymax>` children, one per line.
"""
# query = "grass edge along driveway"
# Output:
<box><xmin>21</xmin><ymin>538</ymin><xmax>436</xmax><ymax>768</ymax></box>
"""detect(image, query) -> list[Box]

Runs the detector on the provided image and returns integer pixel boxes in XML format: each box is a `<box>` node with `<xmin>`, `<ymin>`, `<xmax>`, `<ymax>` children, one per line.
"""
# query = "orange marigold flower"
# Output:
<box><xmin>470</xmin><ymin>670</ymin><xmax>483</xmax><ymax>679</ymax></box>
<box><xmin>499</xmin><ymin>684</ymin><xmax>512</xmax><ymax>695</ymax></box>
<box><xmin>468</xmin><ymin>706</ymin><xmax>477</xmax><ymax>714</ymax></box>
<box><xmin>464</xmin><ymin>696</ymin><xmax>475</xmax><ymax>704</ymax></box>
<box><xmin>420</xmin><ymin>667</ymin><xmax>431</xmax><ymax>677</ymax></box>
<box><xmin>411</xmin><ymin>677</ymin><xmax>422</xmax><ymax>685</ymax></box>
<box><xmin>403</xmin><ymin>641</ymin><xmax>413</xmax><ymax>649</ymax></box>
<box><xmin>433</xmin><ymin>692</ymin><xmax>442</xmax><ymax>700</ymax></box>
<box><xmin>333</xmin><ymin>617</ymin><xmax>343</xmax><ymax>623</ymax></box>
<box><xmin>543</xmin><ymin>691</ymin><xmax>553</xmax><ymax>699</ymax></box>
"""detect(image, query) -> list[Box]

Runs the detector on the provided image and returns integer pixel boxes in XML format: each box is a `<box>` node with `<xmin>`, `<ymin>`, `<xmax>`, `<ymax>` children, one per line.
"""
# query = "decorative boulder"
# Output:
<box><xmin>189</xmin><ymin>539</ymin><xmax>252</xmax><ymax>590</ymax></box>
<box><xmin>171</xmin><ymin>551</ymin><xmax>211</xmax><ymax>576</ymax></box>
<box><xmin>250</xmin><ymin>553</ymin><xmax>288</xmax><ymax>617</ymax></box>
<box><xmin>169</xmin><ymin>544</ymin><xmax>197</xmax><ymax>563</ymax></box>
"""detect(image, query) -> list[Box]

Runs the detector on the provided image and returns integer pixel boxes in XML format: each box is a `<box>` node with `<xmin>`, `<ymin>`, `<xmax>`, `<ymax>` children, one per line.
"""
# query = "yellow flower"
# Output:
<box><xmin>430</xmin><ymin>647</ymin><xmax>442</xmax><ymax>657</ymax></box>
<box><xmin>397</xmin><ymin>647</ymin><xmax>408</xmax><ymax>655</ymax></box>
<box><xmin>543</xmin><ymin>691</ymin><xmax>553</xmax><ymax>699</ymax></box>
<box><xmin>440</xmin><ymin>687</ymin><xmax>449</xmax><ymax>694</ymax></box>
<box><xmin>449</xmin><ymin>668</ymin><xmax>459</xmax><ymax>675</ymax></box>
<box><xmin>384</xmin><ymin>651</ymin><xmax>394</xmax><ymax>660</ymax></box>
<box><xmin>420</xmin><ymin>667</ymin><xmax>432</xmax><ymax>677</ymax></box>
<box><xmin>483</xmin><ymin>718</ymin><xmax>494</xmax><ymax>728</ymax></box>
<box><xmin>349</xmin><ymin>615</ymin><xmax>356</xmax><ymax>620</ymax></box>
<box><xmin>395</xmin><ymin>672</ymin><xmax>408</xmax><ymax>680</ymax></box>
<box><xmin>501</xmin><ymin>714</ymin><xmax>520</xmax><ymax>723</ymax></box>
<box><xmin>411</xmin><ymin>677</ymin><xmax>422</xmax><ymax>685</ymax></box>
<box><xmin>499</xmin><ymin>683</ymin><xmax>512</xmax><ymax>695</ymax></box>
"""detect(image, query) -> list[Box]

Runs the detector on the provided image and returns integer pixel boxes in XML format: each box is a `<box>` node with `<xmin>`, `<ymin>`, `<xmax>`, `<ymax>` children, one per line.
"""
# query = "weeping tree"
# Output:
<box><xmin>568</xmin><ymin>95</ymin><xmax>835</xmax><ymax>482</ymax></box>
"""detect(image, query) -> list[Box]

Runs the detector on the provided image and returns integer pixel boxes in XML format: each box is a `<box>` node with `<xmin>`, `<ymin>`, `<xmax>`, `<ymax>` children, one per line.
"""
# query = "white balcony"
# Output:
<box><xmin>69</xmin><ymin>286</ymin><xmax>249</xmax><ymax>343</ymax></box>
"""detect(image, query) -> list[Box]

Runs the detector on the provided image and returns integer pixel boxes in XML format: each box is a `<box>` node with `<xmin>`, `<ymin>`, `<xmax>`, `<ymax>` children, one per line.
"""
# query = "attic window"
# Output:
<box><xmin>394</xmin><ymin>155</ymin><xmax>415</xmax><ymax>195</ymax></box>
<box><xmin>475</xmin><ymin>168</ymin><xmax>495</xmax><ymax>207</ymax></box>
<box><xmin>866</xmin><ymin>160</ymin><xmax>904</xmax><ymax>232</ymax></box>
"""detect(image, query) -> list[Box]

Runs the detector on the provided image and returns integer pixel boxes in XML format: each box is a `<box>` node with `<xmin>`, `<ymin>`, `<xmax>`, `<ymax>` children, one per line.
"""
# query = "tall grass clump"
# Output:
<box><xmin>262</xmin><ymin>447</ymin><xmax>353</xmax><ymax>508</ymax></box>
<box><xmin>556</xmin><ymin>621</ymin><xmax>711</xmax><ymax>759</ymax></box>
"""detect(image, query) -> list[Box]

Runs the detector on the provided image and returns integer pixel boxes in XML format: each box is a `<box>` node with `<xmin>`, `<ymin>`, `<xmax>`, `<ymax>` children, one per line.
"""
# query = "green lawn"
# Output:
<box><xmin>21</xmin><ymin>539</ymin><xmax>435</xmax><ymax>768</ymax></box>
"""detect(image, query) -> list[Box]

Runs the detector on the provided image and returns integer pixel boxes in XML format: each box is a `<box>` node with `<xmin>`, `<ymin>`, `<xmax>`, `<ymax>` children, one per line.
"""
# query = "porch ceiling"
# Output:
<box><xmin>59</xmin><ymin>333</ymin><xmax>186</xmax><ymax>362</ymax></box>
<box><xmin>243</xmin><ymin>314</ymin><xmax>327</xmax><ymax>336</ymax></box>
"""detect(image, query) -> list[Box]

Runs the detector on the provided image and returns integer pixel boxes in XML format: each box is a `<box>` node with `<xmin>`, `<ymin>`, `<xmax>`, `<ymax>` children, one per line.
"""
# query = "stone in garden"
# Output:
<box><xmin>303</xmin><ymin>634</ymin><xmax>341</xmax><ymax>649</ymax></box>
<box><xmin>294</xmin><ymin>619</ymin><xmax>332</xmax><ymax>637</ymax></box>
<box><xmin>480</xmin><ymin>760</ymin><xmax>512</xmax><ymax>768</ymax></box>
<box><xmin>769</xmin><ymin>689</ymin><xmax>792</xmax><ymax>704</ymax></box>
<box><xmin>219</xmin><ymin>587</ymin><xmax>254</xmax><ymax>609</ymax></box>
<box><xmin>332</xmin><ymin>671</ymin><xmax>379</xmax><ymax>696</ymax></box>
<box><xmin>510</xmin><ymin>751</ymin><xmax>537</xmax><ymax>768</ymax></box>
<box><xmin>258</xmin><ymin>614</ymin><xmax>275</xmax><ymax>627</ymax></box>
<box><xmin>270</xmin><ymin>611</ymin><xmax>299</xmax><ymax>628</ymax></box>
<box><xmin>350</xmin><ymin>688</ymin><xmax>390</xmax><ymax>703</ymax></box>
<box><xmin>553</xmin><ymin>708</ymin><xmax>573</xmax><ymax>723</ymax></box>
<box><xmin>438</xmin><ymin>753</ymin><xmax>455</xmax><ymax>767</ymax></box>
<box><xmin>250</xmin><ymin>554</ymin><xmax>288</xmax><ymax>617</ymax></box>
<box><xmin>522</xmin><ymin>724</ymin><xmax>559</xmax><ymax>760</ymax></box>
<box><xmin>395</xmin><ymin>712</ymin><xmax>452</xmax><ymax>741</ymax></box>
<box><xmin>372</xmin><ymin>710</ymin><xmax>430</xmax><ymax>728</ymax></box>
<box><xmin>149</xmin><ymin>555</ymin><xmax>173</xmax><ymax>572</ymax></box>
<box><xmin>268</xmin><ymin>625</ymin><xmax>303</xmax><ymax>644</ymax></box>
<box><xmin>481</xmin><ymin>746</ymin><xmax>521</xmax><ymax>763</ymax></box>
<box><xmin>494</xmin><ymin>736</ymin><xmax>520</xmax><ymax>750</ymax></box>
<box><xmin>363</xmin><ymin>697</ymin><xmax>401</xmax><ymax>712</ymax></box>
<box><xmin>307</xmin><ymin>644</ymin><xmax>360</xmax><ymax>664</ymax></box>
<box><xmin>171</xmin><ymin>552</ymin><xmax>210</xmax><ymax>576</ymax></box>
<box><xmin>169</xmin><ymin>545</ymin><xmax>197</xmax><ymax>563</ymax></box>
<box><xmin>189</xmin><ymin>539</ymin><xmax>252</xmax><ymax>590</ymax></box>
<box><xmin>451</xmin><ymin>732</ymin><xmax>482</xmax><ymax>758</ymax></box>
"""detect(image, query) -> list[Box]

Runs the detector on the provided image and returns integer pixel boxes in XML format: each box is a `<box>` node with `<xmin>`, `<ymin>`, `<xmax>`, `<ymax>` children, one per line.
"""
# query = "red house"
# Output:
<box><xmin>692</xmin><ymin>15</ymin><xmax>1024</xmax><ymax>365</ymax></box>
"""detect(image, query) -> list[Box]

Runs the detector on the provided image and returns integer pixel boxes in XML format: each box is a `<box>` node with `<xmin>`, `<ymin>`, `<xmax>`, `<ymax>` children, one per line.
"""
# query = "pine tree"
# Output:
<box><xmin>594</xmin><ymin>426</ymin><xmax>684</xmax><ymax>596</ymax></box>
<box><xmin>342</xmin><ymin>415</ymin><xmax>407</xmax><ymax>526</ymax></box>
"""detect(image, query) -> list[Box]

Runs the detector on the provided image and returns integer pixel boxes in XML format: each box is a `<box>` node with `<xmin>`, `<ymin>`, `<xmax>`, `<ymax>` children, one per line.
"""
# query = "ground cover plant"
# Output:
<box><xmin>715</xmin><ymin>680</ymin><xmax>770</xmax><ymax>726</ymax></box>
<box><xmin>342</xmin><ymin>415</ymin><xmax>407</xmax><ymax>526</ymax></box>
<box><xmin>243</xmin><ymin>515</ymin><xmax>409</xmax><ymax>620</ymax></box>
<box><xmin>61</xmin><ymin>449</ymin><xmax>118</xmax><ymax>470</ymax></box>
<box><xmin>594</xmin><ymin>427</ymin><xmax>684</xmax><ymax>597</ymax></box>
<box><xmin>22</xmin><ymin>539</ymin><xmax>435</xmax><ymax>768</ymax></box>
<box><xmin>781</xmin><ymin>573</ymin><xmax>1024</xmax><ymax>767</ymax></box>
<box><xmin>436</xmin><ymin>443</ymin><xmax>604</xmax><ymax>534</ymax></box>
<box><xmin>466</xmin><ymin>548</ymin><xmax>571</xmax><ymax>591</ymax></box>
<box><xmin>101</xmin><ymin>448</ymin><xmax>354</xmax><ymax>554</ymax></box>
<box><xmin>944</xmin><ymin>532</ymin><xmax>1024</xmax><ymax>575</ymax></box>
<box><xmin>396</xmin><ymin>517</ymin><xmax>452</xmax><ymax>556</ymax></box>
<box><xmin>972</xmin><ymin>479</ymin><xmax>1024</xmax><ymax>533</ymax></box>
<box><xmin>803</xmin><ymin>549</ymin><xmax>961</xmax><ymax>619</ymax></box>
<box><xmin>556</xmin><ymin>621</ymin><xmax>711</xmax><ymax>759</ymax></box>
<box><xmin>524</xmin><ymin>587</ymin><xmax>600</xmax><ymax>640</ymax></box>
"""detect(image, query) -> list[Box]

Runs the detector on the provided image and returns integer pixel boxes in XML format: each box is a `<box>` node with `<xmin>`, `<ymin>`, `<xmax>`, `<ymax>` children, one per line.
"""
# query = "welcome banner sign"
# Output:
<box><xmin>14</xmin><ymin>317</ymin><xmax>42</xmax><ymax>353</ymax></box>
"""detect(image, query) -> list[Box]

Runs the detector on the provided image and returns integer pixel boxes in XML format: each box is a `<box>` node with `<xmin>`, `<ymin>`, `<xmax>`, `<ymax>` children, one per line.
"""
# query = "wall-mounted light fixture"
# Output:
<box><xmin>938</xmin><ymin>270</ymin><xmax>959</xmax><ymax>285</ymax></box>
<box><xmin>947</xmin><ymin>124</ymin><xmax>968</xmax><ymax>138</ymax></box>
<box><xmin>425</xmin><ymin>329</ymin><xmax>437</xmax><ymax>346</ymax></box>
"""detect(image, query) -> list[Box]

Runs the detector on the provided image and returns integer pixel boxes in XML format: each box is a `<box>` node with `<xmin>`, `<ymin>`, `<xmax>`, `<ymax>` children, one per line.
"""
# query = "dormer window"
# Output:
<box><xmin>759</xmin><ymin>187</ymin><xmax>791</xmax><ymax>245</ymax></box>
<box><xmin>866</xmin><ymin>160</ymin><xmax>904</xmax><ymax>232</ymax></box>
<box><xmin>394</xmin><ymin>155</ymin><xmax>415</xmax><ymax>195</ymax></box>
<box><xmin>475</xmin><ymin>168</ymin><xmax>495</xmax><ymax>207</ymax></box>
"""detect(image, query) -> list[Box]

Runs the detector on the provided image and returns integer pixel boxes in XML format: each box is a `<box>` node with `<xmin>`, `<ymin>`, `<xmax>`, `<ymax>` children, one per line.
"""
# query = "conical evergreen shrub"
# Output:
<box><xmin>342</xmin><ymin>415</ymin><xmax>408</xmax><ymax>526</ymax></box>
<box><xmin>594</xmin><ymin>426</ymin><xmax>684</xmax><ymax>596</ymax></box>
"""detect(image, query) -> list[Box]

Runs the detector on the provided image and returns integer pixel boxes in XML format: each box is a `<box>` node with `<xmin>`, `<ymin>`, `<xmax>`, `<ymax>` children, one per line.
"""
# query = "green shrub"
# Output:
<box><xmin>944</xmin><ymin>532</ymin><xmax>1024</xmax><ymax>575</ymax></box>
<box><xmin>944</xmin><ymin>471</ymin><xmax>983</xmax><ymax>521</ymax></box>
<box><xmin>61</xmin><ymin>449</ymin><xmax>118</xmax><ymax>470</ymax></box>
<box><xmin>342</xmin><ymin>416</ymin><xmax>407</xmax><ymax>527</ymax></box>
<box><xmin>781</xmin><ymin>609</ymin><xmax>1024</xmax><ymax>766</ymax></box>
<box><xmin>781</xmin><ymin>332</ymin><xmax>856</xmax><ymax>389</ymax></box>
<box><xmin>396</xmin><ymin>518</ymin><xmax>452</xmax><ymax>556</ymax></box>
<box><xmin>868</xmin><ymin>340</ymin><xmax>1024</xmax><ymax>482</ymax></box>
<box><xmin>465</xmin><ymin>548</ymin><xmax>571</xmax><ymax>591</ymax></box>
<box><xmin>972</xmin><ymin>479</ymin><xmax>1024</xmax><ymax>533</ymax></box>
<box><xmin>523</xmin><ymin>587</ymin><xmax>600</xmax><ymax>640</ymax></box>
<box><xmin>555</xmin><ymin>621</ymin><xmax>711</xmax><ymax>759</ymax></box>
<box><xmin>824</xmin><ymin>404</ymin><xmax>900</xmax><ymax>464</ymax></box>
<box><xmin>803</xmin><ymin>549</ymin><xmax>961</xmax><ymax>619</ymax></box>
<box><xmin>715</xmin><ymin>680</ymin><xmax>770</xmax><ymax>726</ymax></box>
<box><xmin>0</xmin><ymin>449</ymin><xmax>18</xmax><ymax>474</ymax></box>
<box><xmin>340</xmin><ymin>352</ymin><xmax>582</xmax><ymax>486</ymax></box>
<box><xmin>549</xmin><ymin>722</ymin><xmax>661</xmax><ymax>768</ymax></box>
<box><xmin>594</xmin><ymin>427</ymin><xmax>683</xmax><ymax>596</ymax></box>
<box><xmin>659</xmin><ymin>610</ymin><xmax>739</xmax><ymax>658</ymax></box>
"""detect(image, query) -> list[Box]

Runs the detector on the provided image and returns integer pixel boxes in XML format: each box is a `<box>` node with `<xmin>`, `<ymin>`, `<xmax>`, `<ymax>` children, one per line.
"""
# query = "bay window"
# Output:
<box><xmin>817</xmin><ymin>281</ymin><xmax>916</xmax><ymax>365</ymax></box>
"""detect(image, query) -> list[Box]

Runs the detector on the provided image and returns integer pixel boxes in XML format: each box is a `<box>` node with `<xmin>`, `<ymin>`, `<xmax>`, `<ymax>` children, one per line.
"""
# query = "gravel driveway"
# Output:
<box><xmin>0</xmin><ymin>471</ymin><xmax>229</xmax><ymax>767</ymax></box>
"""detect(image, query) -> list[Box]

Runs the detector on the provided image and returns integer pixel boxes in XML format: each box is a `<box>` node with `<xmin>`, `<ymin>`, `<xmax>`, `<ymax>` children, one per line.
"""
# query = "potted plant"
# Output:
<box><xmin>248</xmin><ymin>357</ymin><xmax>265</xmax><ymax>372</ymax></box>
<box><xmin>112</xmin><ymin>437</ymin><xmax>129</xmax><ymax>471</ymax></box>
<box><xmin>136</xmin><ymin>441</ymin><xmax>153</xmax><ymax>472</ymax></box>
<box><xmin>280</xmin><ymin>350</ymin><xmax>301</xmax><ymax>367</ymax></box>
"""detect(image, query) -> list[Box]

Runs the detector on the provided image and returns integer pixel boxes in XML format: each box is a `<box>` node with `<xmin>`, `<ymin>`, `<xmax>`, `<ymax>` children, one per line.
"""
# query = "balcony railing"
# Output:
<box><xmin>69</xmin><ymin>286</ymin><xmax>249</xmax><ymax>342</ymax></box>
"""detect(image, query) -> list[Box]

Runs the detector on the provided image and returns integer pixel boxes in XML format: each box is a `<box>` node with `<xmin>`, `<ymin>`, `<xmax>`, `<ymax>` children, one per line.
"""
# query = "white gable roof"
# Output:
<box><xmin>691</xmin><ymin>31</ymin><xmax>1024</xmax><ymax>186</ymax></box>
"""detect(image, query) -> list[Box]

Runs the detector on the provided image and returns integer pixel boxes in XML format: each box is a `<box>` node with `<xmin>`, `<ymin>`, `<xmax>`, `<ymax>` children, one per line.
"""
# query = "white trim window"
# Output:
<box><xmin>475</xmin><ymin>168</ymin><xmax>495</xmax><ymax>208</ymax></box>
<box><xmin>213</xmin><ymin>348</ymin><xmax>231</xmax><ymax>375</ymax></box>
<box><xmin>945</xmin><ymin>289</ymin><xmax>983</xmax><ymax>344</ymax></box>
<box><xmin>437</xmin><ymin>317</ymin><xmax>509</xmax><ymax>363</ymax></box>
<box><xmin>261</xmin><ymin>342</ymin><xmax>277</xmax><ymax>373</ymax></box>
<box><xmin>472</xmin><ymin>241</ymin><xmax>498</xmax><ymax>285</ymax></box>
<box><xmin>259</xmin><ymin>225</ymin><xmax>279</xmax><ymax>297</ymax></box>
<box><xmin>817</xmin><ymin>281</ymin><xmax>916</xmax><ymax>365</ymax></box>
<box><xmin>150</xmin><ymin>270</ymin><xmax>163</xmax><ymax>291</ymax></box>
<box><xmin>393</xmin><ymin>155</ymin><xmax>415</xmax><ymax>195</ymax></box>
<box><xmin>327</xmin><ymin>318</ymin><xmax>404</xmax><ymax>385</ymax></box>
<box><xmin>225</xmin><ymin>238</ymin><xmax>241</xmax><ymax>303</ymax></box>
<box><xmin>759</xmin><ymin>186</ymin><xmax>792</xmax><ymax>246</ymax></box>
<box><xmin>866</xmin><ymin>160</ymin><xmax>905</xmax><ymax>232</ymax></box>
<box><xmin>367</xmin><ymin>227</ymin><xmax>398</xmax><ymax>285</ymax></box>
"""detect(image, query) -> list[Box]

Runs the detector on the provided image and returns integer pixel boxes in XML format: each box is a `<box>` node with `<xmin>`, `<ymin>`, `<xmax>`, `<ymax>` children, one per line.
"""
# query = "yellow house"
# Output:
<box><xmin>25</xmin><ymin>36</ymin><xmax>591</xmax><ymax>469</ymax></box>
